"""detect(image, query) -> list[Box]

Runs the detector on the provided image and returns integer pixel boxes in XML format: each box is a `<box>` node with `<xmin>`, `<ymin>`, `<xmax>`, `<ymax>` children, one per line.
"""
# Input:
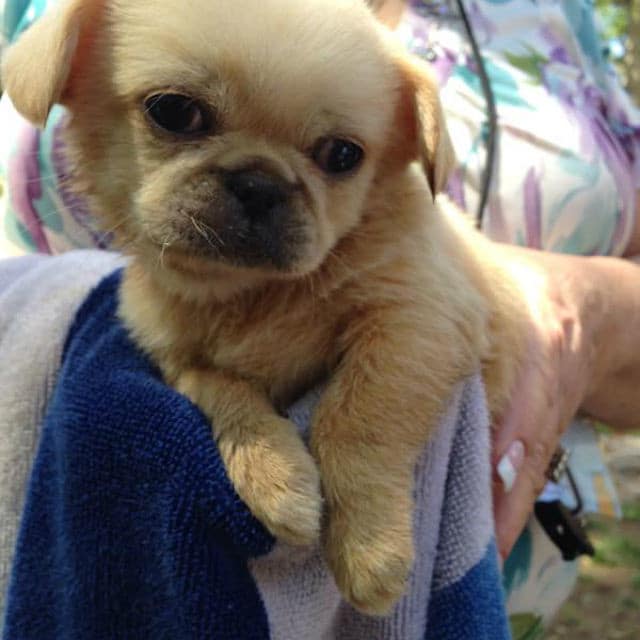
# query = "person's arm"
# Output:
<box><xmin>622</xmin><ymin>192</ymin><xmax>640</xmax><ymax>257</ymax></box>
<box><xmin>492</xmin><ymin>199</ymin><xmax>640</xmax><ymax>556</ymax></box>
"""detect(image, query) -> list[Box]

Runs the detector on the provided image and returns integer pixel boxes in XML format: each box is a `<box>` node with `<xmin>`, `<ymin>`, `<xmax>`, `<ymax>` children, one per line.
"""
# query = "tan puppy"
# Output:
<box><xmin>3</xmin><ymin>0</ymin><xmax>525</xmax><ymax>615</ymax></box>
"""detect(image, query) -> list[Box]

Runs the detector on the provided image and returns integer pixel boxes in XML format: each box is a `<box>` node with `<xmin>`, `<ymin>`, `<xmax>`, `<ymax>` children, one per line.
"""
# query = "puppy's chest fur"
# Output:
<box><xmin>120</xmin><ymin>262</ymin><xmax>365</xmax><ymax>405</ymax></box>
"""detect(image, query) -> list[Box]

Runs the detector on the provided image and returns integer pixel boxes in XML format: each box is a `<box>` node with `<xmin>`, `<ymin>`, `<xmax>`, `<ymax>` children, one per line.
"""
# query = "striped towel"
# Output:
<box><xmin>0</xmin><ymin>251</ymin><xmax>510</xmax><ymax>639</ymax></box>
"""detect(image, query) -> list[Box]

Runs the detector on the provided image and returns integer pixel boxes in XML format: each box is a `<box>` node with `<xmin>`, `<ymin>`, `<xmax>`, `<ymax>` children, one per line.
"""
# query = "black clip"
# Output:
<box><xmin>535</xmin><ymin>449</ymin><xmax>595</xmax><ymax>561</ymax></box>
<box><xmin>534</xmin><ymin>499</ymin><xmax>595</xmax><ymax>561</ymax></box>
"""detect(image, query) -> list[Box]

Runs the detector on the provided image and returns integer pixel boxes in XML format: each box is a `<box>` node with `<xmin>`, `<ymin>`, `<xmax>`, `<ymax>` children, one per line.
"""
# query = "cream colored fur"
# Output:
<box><xmin>3</xmin><ymin>0</ymin><xmax>525</xmax><ymax>615</ymax></box>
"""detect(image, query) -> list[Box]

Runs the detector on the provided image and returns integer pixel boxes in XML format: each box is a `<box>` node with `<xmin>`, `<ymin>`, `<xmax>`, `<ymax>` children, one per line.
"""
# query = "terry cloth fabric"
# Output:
<box><xmin>0</xmin><ymin>250</ymin><xmax>510</xmax><ymax>640</ymax></box>
<box><xmin>0</xmin><ymin>250</ymin><xmax>126</xmax><ymax>624</ymax></box>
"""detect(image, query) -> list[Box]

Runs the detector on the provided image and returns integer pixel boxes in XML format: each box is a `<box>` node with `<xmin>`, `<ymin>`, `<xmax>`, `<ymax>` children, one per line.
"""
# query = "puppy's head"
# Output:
<box><xmin>3</xmin><ymin>0</ymin><xmax>453</xmax><ymax>296</ymax></box>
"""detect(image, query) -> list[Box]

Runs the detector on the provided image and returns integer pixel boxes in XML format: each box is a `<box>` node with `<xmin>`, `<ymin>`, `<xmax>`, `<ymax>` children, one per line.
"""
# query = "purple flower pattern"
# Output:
<box><xmin>401</xmin><ymin>0</ymin><xmax>640</xmax><ymax>256</ymax></box>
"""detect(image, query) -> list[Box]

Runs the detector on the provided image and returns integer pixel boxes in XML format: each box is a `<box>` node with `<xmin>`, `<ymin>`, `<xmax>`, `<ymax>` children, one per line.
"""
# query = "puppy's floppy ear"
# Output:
<box><xmin>393</xmin><ymin>53</ymin><xmax>456</xmax><ymax>199</ymax></box>
<box><xmin>1</xmin><ymin>0</ymin><xmax>103</xmax><ymax>127</ymax></box>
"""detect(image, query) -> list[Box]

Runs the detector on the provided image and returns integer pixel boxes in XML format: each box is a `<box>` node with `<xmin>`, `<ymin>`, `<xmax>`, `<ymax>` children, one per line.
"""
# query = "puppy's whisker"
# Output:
<box><xmin>111</xmin><ymin>238</ymin><xmax>135</xmax><ymax>254</ymax></box>
<box><xmin>327</xmin><ymin>249</ymin><xmax>357</xmax><ymax>278</ymax></box>
<box><xmin>304</xmin><ymin>272</ymin><xmax>320</xmax><ymax>306</ymax></box>
<box><xmin>158</xmin><ymin>239</ymin><xmax>172</xmax><ymax>270</ymax></box>
<box><xmin>97</xmin><ymin>216</ymin><xmax>129</xmax><ymax>238</ymax></box>
<box><xmin>193</xmin><ymin>217</ymin><xmax>225</xmax><ymax>247</ymax></box>
<box><xmin>343</xmin><ymin>227</ymin><xmax>376</xmax><ymax>239</ymax></box>
<box><xmin>227</xmin><ymin>225</ymin><xmax>248</xmax><ymax>241</ymax></box>
<box><xmin>190</xmin><ymin>215</ymin><xmax>222</xmax><ymax>252</ymax></box>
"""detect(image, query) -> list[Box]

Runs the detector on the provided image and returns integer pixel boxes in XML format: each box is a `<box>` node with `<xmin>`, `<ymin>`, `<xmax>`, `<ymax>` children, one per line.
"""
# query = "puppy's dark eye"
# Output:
<box><xmin>143</xmin><ymin>93</ymin><xmax>212</xmax><ymax>135</ymax></box>
<box><xmin>312</xmin><ymin>138</ymin><xmax>364</xmax><ymax>175</ymax></box>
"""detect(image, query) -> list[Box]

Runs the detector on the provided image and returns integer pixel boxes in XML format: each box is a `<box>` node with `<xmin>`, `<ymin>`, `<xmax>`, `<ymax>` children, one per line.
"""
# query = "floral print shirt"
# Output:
<box><xmin>399</xmin><ymin>0</ymin><xmax>640</xmax><ymax>255</ymax></box>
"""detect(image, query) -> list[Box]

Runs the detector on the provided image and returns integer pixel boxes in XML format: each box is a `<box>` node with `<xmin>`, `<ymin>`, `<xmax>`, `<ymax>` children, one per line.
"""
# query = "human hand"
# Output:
<box><xmin>490</xmin><ymin>248</ymin><xmax>597</xmax><ymax>558</ymax></box>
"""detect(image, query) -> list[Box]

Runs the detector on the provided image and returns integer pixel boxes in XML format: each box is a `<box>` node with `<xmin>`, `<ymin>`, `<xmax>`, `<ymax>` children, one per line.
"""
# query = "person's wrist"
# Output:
<box><xmin>551</xmin><ymin>254</ymin><xmax>602</xmax><ymax>404</ymax></box>
<box><xmin>570</xmin><ymin>257</ymin><xmax>607</xmax><ymax>403</ymax></box>
<box><xmin>578</xmin><ymin>256</ymin><xmax>640</xmax><ymax>427</ymax></box>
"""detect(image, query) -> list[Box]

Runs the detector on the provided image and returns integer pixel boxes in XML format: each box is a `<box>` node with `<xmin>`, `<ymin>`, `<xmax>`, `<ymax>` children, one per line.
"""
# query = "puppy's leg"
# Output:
<box><xmin>175</xmin><ymin>369</ymin><xmax>321</xmax><ymax>546</ymax></box>
<box><xmin>311</xmin><ymin>308</ymin><xmax>478</xmax><ymax>614</ymax></box>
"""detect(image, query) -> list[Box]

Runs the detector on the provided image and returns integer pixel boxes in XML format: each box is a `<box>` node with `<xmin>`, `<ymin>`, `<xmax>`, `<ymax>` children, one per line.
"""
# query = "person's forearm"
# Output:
<box><xmin>492</xmin><ymin>243</ymin><xmax>640</xmax><ymax>431</ymax></box>
<box><xmin>579</xmin><ymin>255</ymin><xmax>640</xmax><ymax>429</ymax></box>
<box><xmin>488</xmin><ymin>243</ymin><xmax>640</xmax><ymax>556</ymax></box>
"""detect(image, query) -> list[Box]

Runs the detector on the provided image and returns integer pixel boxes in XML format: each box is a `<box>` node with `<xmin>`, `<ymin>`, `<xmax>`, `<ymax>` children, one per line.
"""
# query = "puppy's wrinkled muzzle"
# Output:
<box><xmin>172</xmin><ymin>167</ymin><xmax>308</xmax><ymax>271</ymax></box>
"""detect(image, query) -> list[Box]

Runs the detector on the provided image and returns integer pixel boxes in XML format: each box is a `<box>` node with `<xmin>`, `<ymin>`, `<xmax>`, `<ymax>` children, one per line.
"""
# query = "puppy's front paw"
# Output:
<box><xmin>219</xmin><ymin>417</ymin><xmax>322</xmax><ymax>546</ymax></box>
<box><xmin>325</xmin><ymin>505</ymin><xmax>414</xmax><ymax>615</ymax></box>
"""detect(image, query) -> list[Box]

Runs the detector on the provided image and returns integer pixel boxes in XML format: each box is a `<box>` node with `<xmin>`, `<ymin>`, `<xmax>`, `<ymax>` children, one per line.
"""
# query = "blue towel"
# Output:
<box><xmin>1</xmin><ymin>255</ymin><xmax>510</xmax><ymax>639</ymax></box>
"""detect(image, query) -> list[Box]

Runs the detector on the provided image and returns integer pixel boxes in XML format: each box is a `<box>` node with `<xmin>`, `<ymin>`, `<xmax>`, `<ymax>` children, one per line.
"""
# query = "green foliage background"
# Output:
<box><xmin>596</xmin><ymin>0</ymin><xmax>640</xmax><ymax>102</ymax></box>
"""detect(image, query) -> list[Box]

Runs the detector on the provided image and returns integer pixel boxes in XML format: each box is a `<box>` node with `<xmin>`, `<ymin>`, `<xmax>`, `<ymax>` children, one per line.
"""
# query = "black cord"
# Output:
<box><xmin>455</xmin><ymin>2</ymin><xmax>586</xmax><ymax>516</ymax></box>
<box><xmin>454</xmin><ymin>0</ymin><xmax>497</xmax><ymax>229</ymax></box>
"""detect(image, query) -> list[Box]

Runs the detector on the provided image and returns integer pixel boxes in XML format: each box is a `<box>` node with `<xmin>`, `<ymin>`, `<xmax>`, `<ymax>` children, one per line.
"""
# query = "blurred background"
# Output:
<box><xmin>597</xmin><ymin>0</ymin><xmax>640</xmax><ymax>102</ymax></box>
<box><xmin>547</xmin><ymin>429</ymin><xmax>640</xmax><ymax>640</ymax></box>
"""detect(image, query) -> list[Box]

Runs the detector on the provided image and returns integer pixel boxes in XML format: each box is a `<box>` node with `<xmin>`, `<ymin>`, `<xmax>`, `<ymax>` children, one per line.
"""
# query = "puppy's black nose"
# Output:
<box><xmin>224</xmin><ymin>170</ymin><xmax>289</xmax><ymax>217</ymax></box>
